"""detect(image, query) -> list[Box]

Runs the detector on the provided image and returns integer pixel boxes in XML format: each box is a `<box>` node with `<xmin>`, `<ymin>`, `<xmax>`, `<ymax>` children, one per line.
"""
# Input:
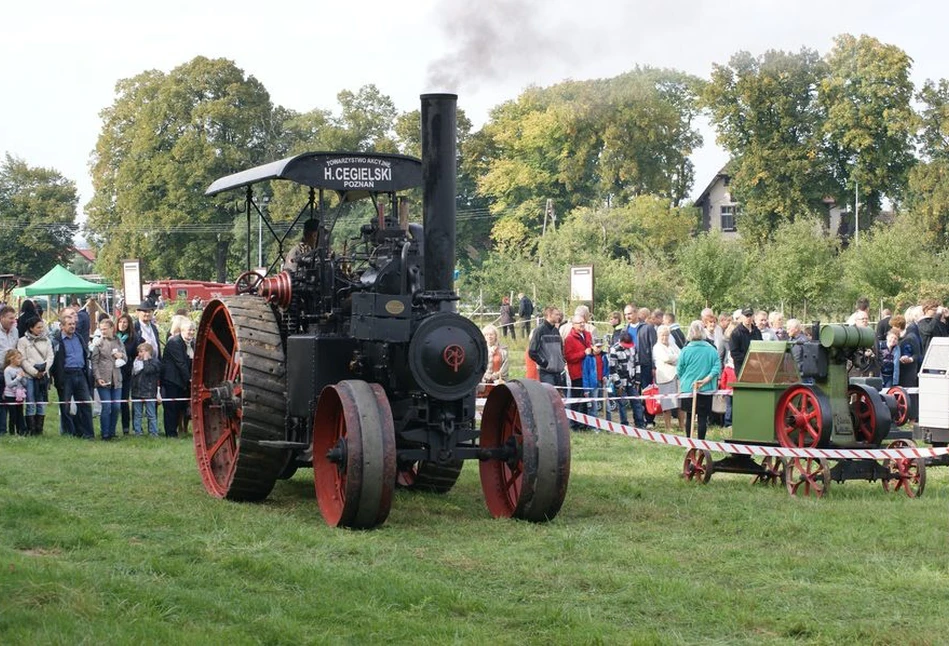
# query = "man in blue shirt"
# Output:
<box><xmin>51</xmin><ymin>312</ymin><xmax>94</xmax><ymax>439</ymax></box>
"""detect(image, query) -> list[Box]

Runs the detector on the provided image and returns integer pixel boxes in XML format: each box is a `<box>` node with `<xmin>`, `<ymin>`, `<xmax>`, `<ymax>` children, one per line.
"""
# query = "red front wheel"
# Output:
<box><xmin>479</xmin><ymin>380</ymin><xmax>571</xmax><ymax>522</ymax></box>
<box><xmin>312</xmin><ymin>380</ymin><xmax>396</xmax><ymax>529</ymax></box>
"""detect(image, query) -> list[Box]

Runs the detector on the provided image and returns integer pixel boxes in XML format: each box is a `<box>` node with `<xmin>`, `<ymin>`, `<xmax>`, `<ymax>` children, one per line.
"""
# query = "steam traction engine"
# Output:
<box><xmin>190</xmin><ymin>94</ymin><xmax>570</xmax><ymax>528</ymax></box>
<box><xmin>683</xmin><ymin>324</ymin><xmax>921</xmax><ymax>498</ymax></box>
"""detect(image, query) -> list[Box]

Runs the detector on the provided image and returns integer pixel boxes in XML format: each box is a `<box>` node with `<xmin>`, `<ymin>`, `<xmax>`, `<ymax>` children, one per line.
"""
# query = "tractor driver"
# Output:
<box><xmin>283</xmin><ymin>218</ymin><xmax>326</xmax><ymax>272</ymax></box>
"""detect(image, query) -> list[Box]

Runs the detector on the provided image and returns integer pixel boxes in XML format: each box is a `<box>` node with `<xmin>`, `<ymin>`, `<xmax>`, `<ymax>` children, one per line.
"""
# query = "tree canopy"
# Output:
<box><xmin>86</xmin><ymin>57</ymin><xmax>276</xmax><ymax>283</ymax></box>
<box><xmin>0</xmin><ymin>154</ymin><xmax>78</xmax><ymax>279</ymax></box>
<box><xmin>25</xmin><ymin>35</ymin><xmax>941</xmax><ymax>316</ymax></box>
<box><xmin>470</xmin><ymin>68</ymin><xmax>704</xmax><ymax>251</ymax></box>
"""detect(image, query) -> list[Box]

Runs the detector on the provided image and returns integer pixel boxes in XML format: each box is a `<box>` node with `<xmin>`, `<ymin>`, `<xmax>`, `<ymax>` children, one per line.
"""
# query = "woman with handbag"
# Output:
<box><xmin>17</xmin><ymin>316</ymin><xmax>54</xmax><ymax>435</ymax></box>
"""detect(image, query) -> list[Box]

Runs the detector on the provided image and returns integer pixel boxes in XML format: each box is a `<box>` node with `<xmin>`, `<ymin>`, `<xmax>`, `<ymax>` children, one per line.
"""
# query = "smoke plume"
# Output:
<box><xmin>426</xmin><ymin>0</ymin><xmax>574</xmax><ymax>93</ymax></box>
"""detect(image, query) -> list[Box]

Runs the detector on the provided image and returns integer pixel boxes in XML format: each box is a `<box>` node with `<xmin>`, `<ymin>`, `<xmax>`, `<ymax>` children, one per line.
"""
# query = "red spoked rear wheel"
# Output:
<box><xmin>775</xmin><ymin>385</ymin><xmax>830</xmax><ymax>449</ymax></box>
<box><xmin>192</xmin><ymin>296</ymin><xmax>288</xmax><ymax>501</ymax></box>
<box><xmin>396</xmin><ymin>460</ymin><xmax>463</xmax><ymax>493</ymax></box>
<box><xmin>313</xmin><ymin>380</ymin><xmax>396</xmax><ymax>529</ymax></box>
<box><xmin>479</xmin><ymin>380</ymin><xmax>571</xmax><ymax>522</ymax></box>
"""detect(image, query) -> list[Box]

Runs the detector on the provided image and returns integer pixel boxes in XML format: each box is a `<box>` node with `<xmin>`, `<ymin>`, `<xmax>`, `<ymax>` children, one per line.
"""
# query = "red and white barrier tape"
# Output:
<box><xmin>564</xmin><ymin>408</ymin><xmax>947</xmax><ymax>460</ymax></box>
<box><xmin>0</xmin><ymin>396</ymin><xmax>191</xmax><ymax>407</ymax></box>
<box><xmin>560</xmin><ymin>386</ymin><xmax>918</xmax><ymax>406</ymax></box>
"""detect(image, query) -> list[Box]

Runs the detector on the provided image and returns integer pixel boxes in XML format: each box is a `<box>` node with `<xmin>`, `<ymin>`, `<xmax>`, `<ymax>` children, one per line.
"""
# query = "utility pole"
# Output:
<box><xmin>538</xmin><ymin>199</ymin><xmax>555</xmax><ymax>267</ymax></box>
<box><xmin>258</xmin><ymin>195</ymin><xmax>270</xmax><ymax>269</ymax></box>
<box><xmin>854</xmin><ymin>178</ymin><xmax>859</xmax><ymax>247</ymax></box>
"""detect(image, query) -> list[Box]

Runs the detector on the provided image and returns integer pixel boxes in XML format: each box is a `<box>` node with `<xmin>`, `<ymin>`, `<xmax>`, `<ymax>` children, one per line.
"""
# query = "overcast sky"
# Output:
<box><xmin>1</xmin><ymin>0</ymin><xmax>941</xmax><ymax>220</ymax></box>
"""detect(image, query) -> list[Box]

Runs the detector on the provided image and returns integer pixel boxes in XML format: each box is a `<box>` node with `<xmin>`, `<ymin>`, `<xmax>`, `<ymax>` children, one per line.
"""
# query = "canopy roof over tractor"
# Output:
<box><xmin>11</xmin><ymin>265</ymin><xmax>107</xmax><ymax>297</ymax></box>
<box><xmin>205</xmin><ymin>152</ymin><xmax>423</xmax><ymax>200</ymax></box>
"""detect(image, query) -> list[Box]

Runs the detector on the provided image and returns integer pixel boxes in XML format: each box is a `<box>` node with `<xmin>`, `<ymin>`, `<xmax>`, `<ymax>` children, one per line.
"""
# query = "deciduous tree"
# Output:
<box><xmin>86</xmin><ymin>57</ymin><xmax>275</xmax><ymax>283</ymax></box>
<box><xmin>0</xmin><ymin>155</ymin><xmax>78</xmax><ymax>279</ymax></box>
<box><xmin>703</xmin><ymin>48</ymin><xmax>832</xmax><ymax>242</ymax></box>
<box><xmin>473</xmin><ymin>69</ymin><xmax>703</xmax><ymax>248</ymax></box>
<box><xmin>821</xmin><ymin>34</ymin><xmax>917</xmax><ymax>217</ymax></box>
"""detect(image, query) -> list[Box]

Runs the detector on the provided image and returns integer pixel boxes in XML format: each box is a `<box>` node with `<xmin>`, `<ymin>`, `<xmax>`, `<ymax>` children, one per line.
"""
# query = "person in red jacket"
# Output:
<box><xmin>563</xmin><ymin>314</ymin><xmax>593</xmax><ymax>430</ymax></box>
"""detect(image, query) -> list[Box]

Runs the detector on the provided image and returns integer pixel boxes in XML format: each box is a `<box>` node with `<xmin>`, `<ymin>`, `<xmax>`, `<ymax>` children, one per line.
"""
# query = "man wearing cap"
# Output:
<box><xmin>729</xmin><ymin>308</ymin><xmax>762</xmax><ymax>377</ymax></box>
<box><xmin>134</xmin><ymin>302</ymin><xmax>162</xmax><ymax>360</ymax></box>
<box><xmin>284</xmin><ymin>219</ymin><xmax>323</xmax><ymax>272</ymax></box>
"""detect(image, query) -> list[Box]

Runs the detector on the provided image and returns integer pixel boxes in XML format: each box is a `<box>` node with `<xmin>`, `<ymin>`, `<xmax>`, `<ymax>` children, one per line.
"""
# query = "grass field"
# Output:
<box><xmin>2</xmin><ymin>414</ymin><xmax>948</xmax><ymax>645</ymax></box>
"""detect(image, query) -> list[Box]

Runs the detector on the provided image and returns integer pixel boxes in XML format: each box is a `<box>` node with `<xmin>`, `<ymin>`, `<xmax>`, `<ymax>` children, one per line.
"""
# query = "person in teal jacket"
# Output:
<box><xmin>676</xmin><ymin>320</ymin><xmax>721</xmax><ymax>440</ymax></box>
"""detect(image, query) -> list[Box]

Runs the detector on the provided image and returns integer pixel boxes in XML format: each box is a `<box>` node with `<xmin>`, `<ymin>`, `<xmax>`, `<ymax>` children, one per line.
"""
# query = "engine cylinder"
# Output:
<box><xmin>818</xmin><ymin>324</ymin><xmax>874</xmax><ymax>349</ymax></box>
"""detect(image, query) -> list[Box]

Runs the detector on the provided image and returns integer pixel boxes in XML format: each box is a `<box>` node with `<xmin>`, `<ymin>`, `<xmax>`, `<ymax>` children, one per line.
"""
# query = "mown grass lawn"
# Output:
<box><xmin>1</xmin><ymin>420</ymin><xmax>947</xmax><ymax>645</ymax></box>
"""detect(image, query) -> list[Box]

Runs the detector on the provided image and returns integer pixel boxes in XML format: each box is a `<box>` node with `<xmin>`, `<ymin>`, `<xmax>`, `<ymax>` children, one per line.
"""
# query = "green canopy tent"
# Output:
<box><xmin>11</xmin><ymin>265</ymin><xmax>107</xmax><ymax>297</ymax></box>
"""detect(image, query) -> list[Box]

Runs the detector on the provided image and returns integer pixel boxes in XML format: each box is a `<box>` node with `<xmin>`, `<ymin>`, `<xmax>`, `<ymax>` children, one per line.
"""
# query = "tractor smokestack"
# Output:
<box><xmin>421</xmin><ymin>93</ymin><xmax>457</xmax><ymax>298</ymax></box>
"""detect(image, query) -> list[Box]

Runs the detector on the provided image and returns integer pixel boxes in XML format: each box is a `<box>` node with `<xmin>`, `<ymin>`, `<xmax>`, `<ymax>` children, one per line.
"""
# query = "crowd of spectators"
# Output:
<box><xmin>479</xmin><ymin>295</ymin><xmax>949</xmax><ymax>435</ymax></box>
<box><xmin>0</xmin><ymin>296</ymin><xmax>196</xmax><ymax>440</ymax></box>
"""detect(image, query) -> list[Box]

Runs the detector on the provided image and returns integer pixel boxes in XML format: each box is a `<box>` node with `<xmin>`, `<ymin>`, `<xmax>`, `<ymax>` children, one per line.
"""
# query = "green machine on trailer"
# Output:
<box><xmin>682</xmin><ymin>323</ymin><xmax>921</xmax><ymax>498</ymax></box>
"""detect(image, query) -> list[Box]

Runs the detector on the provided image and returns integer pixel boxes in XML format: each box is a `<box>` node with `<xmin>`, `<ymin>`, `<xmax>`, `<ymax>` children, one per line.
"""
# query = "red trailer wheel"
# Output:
<box><xmin>312</xmin><ymin>380</ymin><xmax>396</xmax><ymax>529</ymax></box>
<box><xmin>775</xmin><ymin>385</ymin><xmax>831</xmax><ymax>449</ymax></box>
<box><xmin>479</xmin><ymin>380</ymin><xmax>571</xmax><ymax>522</ymax></box>
<box><xmin>752</xmin><ymin>456</ymin><xmax>785</xmax><ymax>486</ymax></box>
<box><xmin>682</xmin><ymin>448</ymin><xmax>713</xmax><ymax>483</ymax></box>
<box><xmin>785</xmin><ymin>457</ymin><xmax>830</xmax><ymax>498</ymax></box>
<box><xmin>882</xmin><ymin>439</ymin><xmax>926</xmax><ymax>498</ymax></box>
<box><xmin>886</xmin><ymin>386</ymin><xmax>910</xmax><ymax>427</ymax></box>
<box><xmin>396</xmin><ymin>460</ymin><xmax>463</xmax><ymax>493</ymax></box>
<box><xmin>192</xmin><ymin>296</ymin><xmax>288</xmax><ymax>501</ymax></box>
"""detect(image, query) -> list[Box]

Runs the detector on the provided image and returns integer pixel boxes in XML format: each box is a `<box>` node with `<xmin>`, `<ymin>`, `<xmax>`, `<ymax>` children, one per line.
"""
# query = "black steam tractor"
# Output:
<box><xmin>191</xmin><ymin>94</ymin><xmax>570</xmax><ymax>528</ymax></box>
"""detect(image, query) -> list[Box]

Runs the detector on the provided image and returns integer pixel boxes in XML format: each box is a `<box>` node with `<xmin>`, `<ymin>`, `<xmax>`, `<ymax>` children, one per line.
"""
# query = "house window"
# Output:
<box><xmin>720</xmin><ymin>205</ymin><xmax>737</xmax><ymax>231</ymax></box>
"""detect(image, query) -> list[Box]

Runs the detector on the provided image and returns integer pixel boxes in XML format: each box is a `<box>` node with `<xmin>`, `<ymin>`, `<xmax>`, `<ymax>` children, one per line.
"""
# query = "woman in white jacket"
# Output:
<box><xmin>16</xmin><ymin>316</ymin><xmax>55</xmax><ymax>435</ymax></box>
<box><xmin>652</xmin><ymin>325</ymin><xmax>684</xmax><ymax>433</ymax></box>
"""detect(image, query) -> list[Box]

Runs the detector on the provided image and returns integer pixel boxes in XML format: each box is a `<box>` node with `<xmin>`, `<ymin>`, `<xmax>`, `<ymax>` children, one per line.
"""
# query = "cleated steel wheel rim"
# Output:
<box><xmin>192</xmin><ymin>296</ymin><xmax>288</xmax><ymax>501</ymax></box>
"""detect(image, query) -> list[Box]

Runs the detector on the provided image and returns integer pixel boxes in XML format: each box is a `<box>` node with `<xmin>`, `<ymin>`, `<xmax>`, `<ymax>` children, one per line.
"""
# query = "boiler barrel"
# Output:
<box><xmin>421</xmin><ymin>93</ymin><xmax>457</xmax><ymax>300</ymax></box>
<box><xmin>818</xmin><ymin>324</ymin><xmax>874</xmax><ymax>349</ymax></box>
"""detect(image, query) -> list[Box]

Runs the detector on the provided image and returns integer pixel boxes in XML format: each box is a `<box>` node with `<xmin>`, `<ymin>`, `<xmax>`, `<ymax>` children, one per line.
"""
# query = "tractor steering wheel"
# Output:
<box><xmin>234</xmin><ymin>271</ymin><xmax>264</xmax><ymax>295</ymax></box>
